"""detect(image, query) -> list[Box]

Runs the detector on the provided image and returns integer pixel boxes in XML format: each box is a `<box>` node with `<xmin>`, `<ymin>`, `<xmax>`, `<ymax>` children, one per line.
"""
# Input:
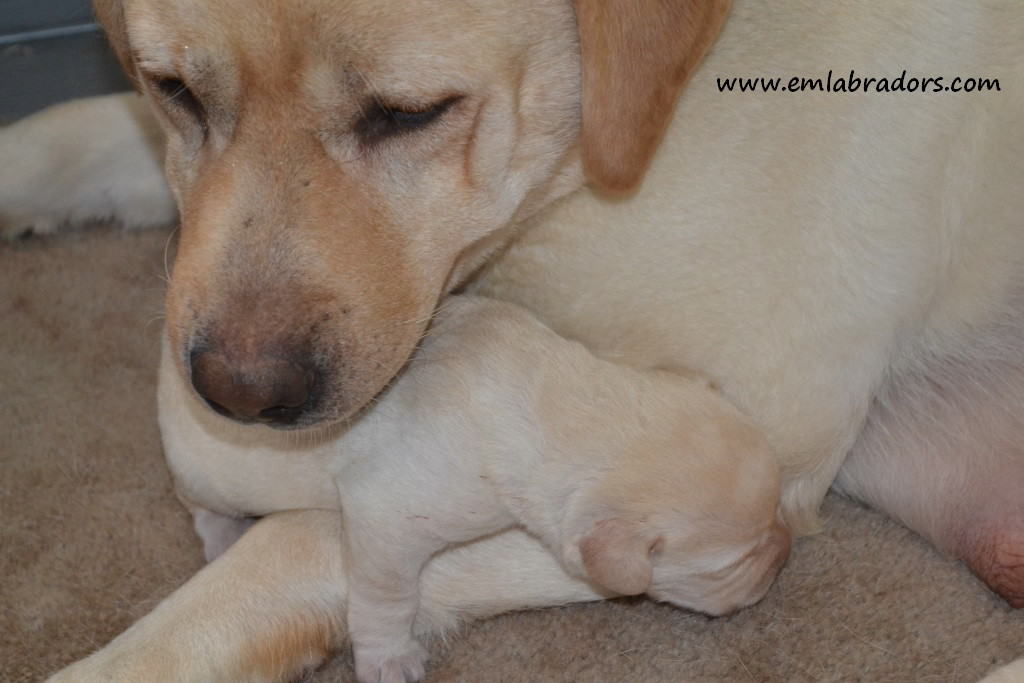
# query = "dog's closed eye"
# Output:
<box><xmin>355</xmin><ymin>96</ymin><xmax>462</xmax><ymax>144</ymax></box>
<box><xmin>150</xmin><ymin>76</ymin><xmax>208</xmax><ymax>134</ymax></box>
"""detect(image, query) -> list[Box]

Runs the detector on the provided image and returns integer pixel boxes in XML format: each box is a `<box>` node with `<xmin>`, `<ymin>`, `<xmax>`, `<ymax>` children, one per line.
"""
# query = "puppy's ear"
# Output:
<box><xmin>578</xmin><ymin>518</ymin><xmax>661</xmax><ymax>595</ymax></box>
<box><xmin>93</xmin><ymin>0</ymin><xmax>136</xmax><ymax>83</ymax></box>
<box><xmin>573</xmin><ymin>0</ymin><xmax>732</xmax><ymax>193</ymax></box>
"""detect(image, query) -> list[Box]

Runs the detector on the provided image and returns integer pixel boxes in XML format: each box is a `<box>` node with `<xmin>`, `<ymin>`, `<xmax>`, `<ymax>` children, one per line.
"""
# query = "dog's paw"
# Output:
<box><xmin>0</xmin><ymin>212</ymin><xmax>59</xmax><ymax>241</ymax></box>
<box><xmin>353</xmin><ymin>639</ymin><xmax>428</xmax><ymax>683</ymax></box>
<box><xmin>0</xmin><ymin>93</ymin><xmax>177</xmax><ymax>242</ymax></box>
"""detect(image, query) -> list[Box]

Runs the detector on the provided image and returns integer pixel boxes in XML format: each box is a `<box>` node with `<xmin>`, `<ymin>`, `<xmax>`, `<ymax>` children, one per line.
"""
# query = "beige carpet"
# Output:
<box><xmin>2</xmin><ymin>226</ymin><xmax>1023</xmax><ymax>682</ymax></box>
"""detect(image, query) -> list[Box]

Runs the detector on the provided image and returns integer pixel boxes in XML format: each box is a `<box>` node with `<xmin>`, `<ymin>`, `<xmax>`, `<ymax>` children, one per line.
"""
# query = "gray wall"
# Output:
<box><xmin>0</xmin><ymin>0</ymin><xmax>131</xmax><ymax>122</ymax></box>
<box><xmin>1</xmin><ymin>0</ymin><xmax>97</xmax><ymax>34</ymax></box>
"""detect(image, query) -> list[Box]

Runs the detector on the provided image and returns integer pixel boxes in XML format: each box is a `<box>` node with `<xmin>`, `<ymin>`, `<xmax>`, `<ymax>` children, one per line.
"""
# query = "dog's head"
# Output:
<box><xmin>564</xmin><ymin>398</ymin><xmax>790</xmax><ymax>615</ymax></box>
<box><xmin>96</xmin><ymin>0</ymin><xmax>730</xmax><ymax>428</ymax></box>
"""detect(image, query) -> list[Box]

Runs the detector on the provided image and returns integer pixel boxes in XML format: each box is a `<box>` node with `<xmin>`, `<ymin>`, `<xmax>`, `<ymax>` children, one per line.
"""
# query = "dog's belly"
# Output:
<box><xmin>474</xmin><ymin>0</ymin><xmax>1024</xmax><ymax>532</ymax></box>
<box><xmin>835</xmin><ymin>302</ymin><xmax>1024</xmax><ymax>604</ymax></box>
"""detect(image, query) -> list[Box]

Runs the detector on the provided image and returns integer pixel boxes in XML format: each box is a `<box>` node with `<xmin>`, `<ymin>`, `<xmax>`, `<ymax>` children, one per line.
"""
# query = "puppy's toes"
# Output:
<box><xmin>354</xmin><ymin>640</ymin><xmax>428</xmax><ymax>683</ymax></box>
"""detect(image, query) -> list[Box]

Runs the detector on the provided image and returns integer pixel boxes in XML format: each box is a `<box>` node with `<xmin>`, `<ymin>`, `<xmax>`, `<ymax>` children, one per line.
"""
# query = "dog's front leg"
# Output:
<box><xmin>47</xmin><ymin>509</ymin><xmax>347</xmax><ymax>683</ymax></box>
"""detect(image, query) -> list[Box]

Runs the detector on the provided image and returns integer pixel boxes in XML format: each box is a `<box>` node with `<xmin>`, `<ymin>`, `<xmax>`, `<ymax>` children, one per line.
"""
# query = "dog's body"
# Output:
<box><xmin>2</xmin><ymin>0</ymin><xmax>1017</xmax><ymax>679</ymax></box>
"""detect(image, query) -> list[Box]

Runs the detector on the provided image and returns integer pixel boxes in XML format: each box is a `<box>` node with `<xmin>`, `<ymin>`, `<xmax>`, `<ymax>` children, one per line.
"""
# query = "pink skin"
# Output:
<box><xmin>835</xmin><ymin>320</ymin><xmax>1024</xmax><ymax>606</ymax></box>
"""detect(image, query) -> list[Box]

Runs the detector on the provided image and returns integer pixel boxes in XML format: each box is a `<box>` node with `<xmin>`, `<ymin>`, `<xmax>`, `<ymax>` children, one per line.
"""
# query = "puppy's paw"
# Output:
<box><xmin>354</xmin><ymin>639</ymin><xmax>428</xmax><ymax>683</ymax></box>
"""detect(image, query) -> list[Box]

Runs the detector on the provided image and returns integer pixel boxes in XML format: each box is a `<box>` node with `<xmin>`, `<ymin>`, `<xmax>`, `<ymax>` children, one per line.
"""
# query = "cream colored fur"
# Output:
<box><xmin>982</xmin><ymin>659</ymin><xmax>1024</xmax><ymax>683</ymax></box>
<box><xmin>0</xmin><ymin>94</ymin><xmax>175</xmax><ymax>238</ymax></box>
<box><xmin>327</xmin><ymin>296</ymin><xmax>786</xmax><ymax>681</ymax></box>
<box><xmin>159</xmin><ymin>294</ymin><xmax>788</xmax><ymax>682</ymax></box>
<box><xmin>4</xmin><ymin>0</ymin><xmax>1018</xmax><ymax>680</ymax></box>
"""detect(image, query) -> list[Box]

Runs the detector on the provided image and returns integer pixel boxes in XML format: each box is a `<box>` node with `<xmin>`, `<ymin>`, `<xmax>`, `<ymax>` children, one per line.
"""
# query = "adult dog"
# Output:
<box><xmin>2</xmin><ymin>0</ymin><xmax>1017</xmax><ymax>680</ymax></box>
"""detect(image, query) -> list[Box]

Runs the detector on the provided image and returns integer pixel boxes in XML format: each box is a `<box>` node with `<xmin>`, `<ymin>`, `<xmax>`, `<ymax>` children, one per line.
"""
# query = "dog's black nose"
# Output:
<box><xmin>189</xmin><ymin>348</ymin><xmax>314</xmax><ymax>426</ymax></box>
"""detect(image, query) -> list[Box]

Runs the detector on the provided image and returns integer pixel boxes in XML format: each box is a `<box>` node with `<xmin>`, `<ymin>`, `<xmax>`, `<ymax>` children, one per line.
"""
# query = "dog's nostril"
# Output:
<box><xmin>189</xmin><ymin>348</ymin><xmax>315</xmax><ymax>426</ymax></box>
<box><xmin>257</xmin><ymin>404</ymin><xmax>305</xmax><ymax>423</ymax></box>
<box><xmin>203</xmin><ymin>398</ymin><xmax>235</xmax><ymax>419</ymax></box>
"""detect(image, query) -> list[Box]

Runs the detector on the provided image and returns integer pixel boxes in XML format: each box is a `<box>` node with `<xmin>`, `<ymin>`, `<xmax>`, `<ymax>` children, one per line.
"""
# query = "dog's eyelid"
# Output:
<box><xmin>147</xmin><ymin>74</ymin><xmax>209</xmax><ymax>133</ymax></box>
<box><xmin>382</xmin><ymin>94</ymin><xmax>463</xmax><ymax>114</ymax></box>
<box><xmin>355</xmin><ymin>94</ymin><xmax>464</xmax><ymax>143</ymax></box>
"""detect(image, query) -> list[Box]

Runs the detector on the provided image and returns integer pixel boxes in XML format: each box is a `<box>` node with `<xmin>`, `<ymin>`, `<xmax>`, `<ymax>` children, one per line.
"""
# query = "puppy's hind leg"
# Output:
<box><xmin>0</xmin><ymin>93</ymin><xmax>175</xmax><ymax>239</ymax></box>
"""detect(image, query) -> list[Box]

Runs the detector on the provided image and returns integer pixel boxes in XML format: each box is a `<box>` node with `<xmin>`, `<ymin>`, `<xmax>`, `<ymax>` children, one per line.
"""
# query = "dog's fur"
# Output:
<box><xmin>314</xmin><ymin>295</ymin><xmax>787</xmax><ymax>681</ymax></box>
<box><xmin>0</xmin><ymin>0</ymin><xmax>1017</xmax><ymax>680</ymax></box>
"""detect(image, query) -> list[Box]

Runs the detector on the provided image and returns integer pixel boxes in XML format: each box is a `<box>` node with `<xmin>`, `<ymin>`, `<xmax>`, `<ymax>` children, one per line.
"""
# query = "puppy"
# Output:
<box><xmin>331</xmin><ymin>296</ymin><xmax>789</xmax><ymax>682</ymax></box>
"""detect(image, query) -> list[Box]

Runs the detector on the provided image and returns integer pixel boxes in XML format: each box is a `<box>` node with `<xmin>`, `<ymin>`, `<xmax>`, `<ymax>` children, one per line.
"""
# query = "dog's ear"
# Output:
<box><xmin>578</xmin><ymin>517</ymin><xmax>661</xmax><ymax>595</ymax></box>
<box><xmin>573</xmin><ymin>0</ymin><xmax>732</xmax><ymax>193</ymax></box>
<box><xmin>93</xmin><ymin>0</ymin><xmax>136</xmax><ymax>83</ymax></box>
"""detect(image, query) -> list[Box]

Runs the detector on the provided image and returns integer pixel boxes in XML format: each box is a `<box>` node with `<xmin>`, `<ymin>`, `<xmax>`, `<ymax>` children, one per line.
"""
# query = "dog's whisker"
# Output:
<box><xmin>163</xmin><ymin>226</ymin><xmax>180</xmax><ymax>285</ymax></box>
<box><xmin>377</xmin><ymin>297</ymin><xmax>457</xmax><ymax>334</ymax></box>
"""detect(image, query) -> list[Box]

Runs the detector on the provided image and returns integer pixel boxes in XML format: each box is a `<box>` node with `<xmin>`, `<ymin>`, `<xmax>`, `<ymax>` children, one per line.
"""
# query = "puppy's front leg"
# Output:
<box><xmin>344</xmin><ymin>509</ymin><xmax>441</xmax><ymax>683</ymax></box>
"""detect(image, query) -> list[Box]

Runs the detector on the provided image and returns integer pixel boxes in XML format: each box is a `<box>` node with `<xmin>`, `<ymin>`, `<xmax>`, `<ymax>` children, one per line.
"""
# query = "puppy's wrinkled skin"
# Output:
<box><xmin>5</xmin><ymin>0</ymin><xmax>1020</xmax><ymax>679</ymax></box>
<box><xmin>322</xmin><ymin>296</ymin><xmax>788</xmax><ymax>682</ymax></box>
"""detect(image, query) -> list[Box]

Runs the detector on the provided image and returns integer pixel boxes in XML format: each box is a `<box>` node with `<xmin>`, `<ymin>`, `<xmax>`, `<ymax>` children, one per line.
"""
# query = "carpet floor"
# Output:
<box><xmin>2</xmin><ymin>226</ymin><xmax>1022</xmax><ymax>682</ymax></box>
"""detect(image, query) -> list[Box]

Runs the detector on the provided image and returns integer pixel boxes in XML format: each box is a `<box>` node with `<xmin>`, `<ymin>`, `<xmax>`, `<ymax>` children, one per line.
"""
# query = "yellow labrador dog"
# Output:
<box><xmin>0</xmin><ymin>0</ymin><xmax>1019</xmax><ymax>680</ymax></box>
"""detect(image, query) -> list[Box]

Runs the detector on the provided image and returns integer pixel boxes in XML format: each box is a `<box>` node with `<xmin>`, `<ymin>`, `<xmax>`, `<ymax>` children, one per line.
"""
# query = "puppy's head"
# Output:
<box><xmin>95</xmin><ymin>0</ymin><xmax>730</xmax><ymax>428</ymax></box>
<box><xmin>565</xmin><ymin>394</ymin><xmax>790</xmax><ymax>616</ymax></box>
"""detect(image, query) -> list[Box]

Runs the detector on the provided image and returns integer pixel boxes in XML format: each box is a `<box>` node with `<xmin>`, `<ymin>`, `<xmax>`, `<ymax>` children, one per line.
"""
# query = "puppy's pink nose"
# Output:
<box><xmin>190</xmin><ymin>348</ymin><xmax>314</xmax><ymax>426</ymax></box>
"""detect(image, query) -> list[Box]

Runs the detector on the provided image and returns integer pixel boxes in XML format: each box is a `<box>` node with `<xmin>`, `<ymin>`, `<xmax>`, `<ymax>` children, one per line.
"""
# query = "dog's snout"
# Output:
<box><xmin>189</xmin><ymin>348</ymin><xmax>315</xmax><ymax>427</ymax></box>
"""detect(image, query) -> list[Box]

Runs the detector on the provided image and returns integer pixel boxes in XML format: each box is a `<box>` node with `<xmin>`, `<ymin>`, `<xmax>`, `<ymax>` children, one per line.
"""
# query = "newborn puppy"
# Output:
<box><xmin>334</xmin><ymin>296</ymin><xmax>791</xmax><ymax>683</ymax></box>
